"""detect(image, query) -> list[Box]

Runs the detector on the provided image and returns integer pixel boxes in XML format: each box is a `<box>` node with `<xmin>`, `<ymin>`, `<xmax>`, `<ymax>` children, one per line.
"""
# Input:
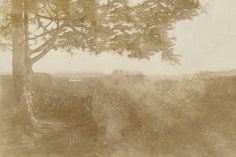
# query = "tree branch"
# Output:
<box><xmin>30</xmin><ymin>21</ymin><xmax>63</xmax><ymax>64</ymax></box>
<box><xmin>29</xmin><ymin>28</ymin><xmax>58</xmax><ymax>41</ymax></box>
<box><xmin>30</xmin><ymin>34</ymin><xmax>57</xmax><ymax>54</ymax></box>
<box><xmin>33</xmin><ymin>12</ymin><xmax>60</xmax><ymax>21</ymax></box>
<box><xmin>30</xmin><ymin>45</ymin><xmax>54</xmax><ymax>64</ymax></box>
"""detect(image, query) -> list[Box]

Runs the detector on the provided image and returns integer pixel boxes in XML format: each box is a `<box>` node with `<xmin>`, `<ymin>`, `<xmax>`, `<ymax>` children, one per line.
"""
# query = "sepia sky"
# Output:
<box><xmin>1</xmin><ymin>0</ymin><xmax>236</xmax><ymax>75</ymax></box>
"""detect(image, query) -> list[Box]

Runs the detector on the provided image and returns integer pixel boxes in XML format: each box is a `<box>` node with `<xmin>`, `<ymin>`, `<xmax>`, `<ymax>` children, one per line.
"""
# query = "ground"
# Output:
<box><xmin>0</xmin><ymin>72</ymin><xmax>236</xmax><ymax>157</ymax></box>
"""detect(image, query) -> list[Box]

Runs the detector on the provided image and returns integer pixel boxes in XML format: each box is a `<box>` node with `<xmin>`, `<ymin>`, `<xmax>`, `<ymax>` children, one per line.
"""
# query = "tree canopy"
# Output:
<box><xmin>0</xmin><ymin>0</ymin><xmax>201</xmax><ymax>64</ymax></box>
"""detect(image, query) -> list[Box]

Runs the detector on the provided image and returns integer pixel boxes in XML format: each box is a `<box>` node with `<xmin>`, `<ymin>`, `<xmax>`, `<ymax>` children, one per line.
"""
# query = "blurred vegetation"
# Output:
<box><xmin>1</xmin><ymin>72</ymin><xmax>236</xmax><ymax>157</ymax></box>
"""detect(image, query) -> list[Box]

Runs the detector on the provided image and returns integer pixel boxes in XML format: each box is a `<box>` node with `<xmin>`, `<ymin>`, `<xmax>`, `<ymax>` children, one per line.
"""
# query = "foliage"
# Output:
<box><xmin>0</xmin><ymin>0</ymin><xmax>201</xmax><ymax>63</ymax></box>
<box><xmin>1</xmin><ymin>73</ymin><xmax>236</xmax><ymax>156</ymax></box>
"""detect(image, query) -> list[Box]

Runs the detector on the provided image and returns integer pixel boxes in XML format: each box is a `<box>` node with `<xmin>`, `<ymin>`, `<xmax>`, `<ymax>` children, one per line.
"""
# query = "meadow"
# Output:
<box><xmin>1</xmin><ymin>71</ymin><xmax>236</xmax><ymax>157</ymax></box>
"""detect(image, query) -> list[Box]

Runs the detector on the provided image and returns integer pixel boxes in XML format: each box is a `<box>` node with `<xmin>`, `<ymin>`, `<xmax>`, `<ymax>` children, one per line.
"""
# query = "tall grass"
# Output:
<box><xmin>1</xmin><ymin>72</ymin><xmax>236</xmax><ymax>157</ymax></box>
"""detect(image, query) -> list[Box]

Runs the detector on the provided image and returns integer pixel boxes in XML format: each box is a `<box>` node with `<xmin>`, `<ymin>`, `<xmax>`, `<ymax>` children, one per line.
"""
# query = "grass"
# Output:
<box><xmin>1</xmin><ymin>72</ymin><xmax>236</xmax><ymax>157</ymax></box>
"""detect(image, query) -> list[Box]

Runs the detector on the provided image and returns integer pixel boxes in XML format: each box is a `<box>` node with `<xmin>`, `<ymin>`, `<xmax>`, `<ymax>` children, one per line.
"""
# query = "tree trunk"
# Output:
<box><xmin>11</xmin><ymin>0</ymin><xmax>37</xmax><ymax>129</ymax></box>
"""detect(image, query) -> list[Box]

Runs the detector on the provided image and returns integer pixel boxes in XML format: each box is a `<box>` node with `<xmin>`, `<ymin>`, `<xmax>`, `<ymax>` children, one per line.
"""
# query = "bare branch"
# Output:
<box><xmin>36</xmin><ymin>15</ymin><xmax>47</xmax><ymax>32</ymax></box>
<box><xmin>28</xmin><ymin>22</ymin><xmax>65</xmax><ymax>41</ymax></box>
<box><xmin>30</xmin><ymin>46</ymin><xmax>53</xmax><ymax>64</ymax></box>
<box><xmin>29</xmin><ymin>34</ymin><xmax>57</xmax><ymax>54</ymax></box>
<box><xmin>33</xmin><ymin>13</ymin><xmax>59</xmax><ymax>21</ymax></box>
<box><xmin>30</xmin><ymin>32</ymin><xmax>59</xmax><ymax>64</ymax></box>
<box><xmin>45</xmin><ymin>20</ymin><xmax>54</xmax><ymax>30</ymax></box>
<box><xmin>29</xmin><ymin>28</ymin><xmax>57</xmax><ymax>40</ymax></box>
<box><xmin>30</xmin><ymin>22</ymin><xmax>63</xmax><ymax>63</ymax></box>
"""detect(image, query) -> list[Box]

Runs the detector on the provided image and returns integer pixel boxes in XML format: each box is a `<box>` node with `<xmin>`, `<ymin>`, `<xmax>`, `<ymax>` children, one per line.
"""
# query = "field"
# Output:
<box><xmin>1</xmin><ymin>72</ymin><xmax>236</xmax><ymax>157</ymax></box>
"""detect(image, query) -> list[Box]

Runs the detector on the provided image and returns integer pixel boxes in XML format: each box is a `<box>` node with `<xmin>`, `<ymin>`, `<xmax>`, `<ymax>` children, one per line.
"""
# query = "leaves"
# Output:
<box><xmin>1</xmin><ymin>0</ymin><xmax>201</xmax><ymax>63</ymax></box>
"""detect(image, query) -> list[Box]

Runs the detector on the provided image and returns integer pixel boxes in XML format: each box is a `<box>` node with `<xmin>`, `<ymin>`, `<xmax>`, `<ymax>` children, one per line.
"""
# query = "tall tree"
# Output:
<box><xmin>0</xmin><ymin>0</ymin><xmax>201</xmax><ymax>127</ymax></box>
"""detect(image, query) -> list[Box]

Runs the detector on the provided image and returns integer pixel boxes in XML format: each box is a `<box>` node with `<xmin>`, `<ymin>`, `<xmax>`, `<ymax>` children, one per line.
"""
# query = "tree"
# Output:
<box><xmin>101</xmin><ymin>0</ymin><xmax>200</xmax><ymax>61</ymax></box>
<box><xmin>0</xmin><ymin>0</ymin><xmax>201</xmax><ymax>127</ymax></box>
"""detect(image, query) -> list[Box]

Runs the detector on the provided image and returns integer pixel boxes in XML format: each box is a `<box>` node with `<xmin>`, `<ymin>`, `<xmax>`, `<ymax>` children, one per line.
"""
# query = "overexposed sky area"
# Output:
<box><xmin>1</xmin><ymin>0</ymin><xmax>236</xmax><ymax>75</ymax></box>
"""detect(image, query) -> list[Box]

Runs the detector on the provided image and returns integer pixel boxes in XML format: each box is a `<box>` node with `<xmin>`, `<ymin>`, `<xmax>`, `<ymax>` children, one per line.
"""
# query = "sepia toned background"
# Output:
<box><xmin>1</xmin><ymin>0</ymin><xmax>236</xmax><ymax>157</ymax></box>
